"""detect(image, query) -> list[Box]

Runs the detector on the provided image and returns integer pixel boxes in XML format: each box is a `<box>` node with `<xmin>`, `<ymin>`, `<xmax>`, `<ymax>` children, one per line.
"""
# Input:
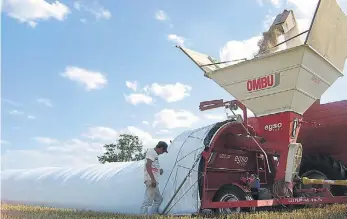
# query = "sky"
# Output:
<box><xmin>1</xmin><ymin>0</ymin><xmax>347</xmax><ymax>170</ymax></box>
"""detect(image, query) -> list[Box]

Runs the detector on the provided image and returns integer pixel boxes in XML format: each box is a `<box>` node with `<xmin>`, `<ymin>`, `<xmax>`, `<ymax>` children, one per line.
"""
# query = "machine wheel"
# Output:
<box><xmin>213</xmin><ymin>185</ymin><xmax>254</xmax><ymax>215</ymax></box>
<box><xmin>299</xmin><ymin>154</ymin><xmax>347</xmax><ymax>196</ymax></box>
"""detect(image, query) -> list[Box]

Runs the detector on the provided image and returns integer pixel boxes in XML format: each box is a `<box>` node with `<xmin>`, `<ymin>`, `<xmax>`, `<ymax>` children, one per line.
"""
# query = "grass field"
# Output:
<box><xmin>1</xmin><ymin>203</ymin><xmax>347</xmax><ymax>219</ymax></box>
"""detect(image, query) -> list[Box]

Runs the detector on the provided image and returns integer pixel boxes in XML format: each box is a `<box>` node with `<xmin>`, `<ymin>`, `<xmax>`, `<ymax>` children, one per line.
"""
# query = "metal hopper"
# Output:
<box><xmin>177</xmin><ymin>0</ymin><xmax>347</xmax><ymax>117</ymax></box>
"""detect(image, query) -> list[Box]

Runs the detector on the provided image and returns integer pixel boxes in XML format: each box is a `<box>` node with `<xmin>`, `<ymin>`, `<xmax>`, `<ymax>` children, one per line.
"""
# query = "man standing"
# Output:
<box><xmin>140</xmin><ymin>141</ymin><xmax>168</xmax><ymax>215</ymax></box>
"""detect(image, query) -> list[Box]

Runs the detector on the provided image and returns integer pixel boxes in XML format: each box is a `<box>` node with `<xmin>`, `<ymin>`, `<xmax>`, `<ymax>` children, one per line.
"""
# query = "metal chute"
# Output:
<box><xmin>304</xmin><ymin>0</ymin><xmax>347</xmax><ymax>72</ymax></box>
<box><xmin>176</xmin><ymin>46</ymin><xmax>246</xmax><ymax>76</ymax></box>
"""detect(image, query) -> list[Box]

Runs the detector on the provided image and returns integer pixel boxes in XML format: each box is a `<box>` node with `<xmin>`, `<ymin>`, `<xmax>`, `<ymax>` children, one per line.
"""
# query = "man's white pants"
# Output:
<box><xmin>140</xmin><ymin>181</ymin><xmax>163</xmax><ymax>215</ymax></box>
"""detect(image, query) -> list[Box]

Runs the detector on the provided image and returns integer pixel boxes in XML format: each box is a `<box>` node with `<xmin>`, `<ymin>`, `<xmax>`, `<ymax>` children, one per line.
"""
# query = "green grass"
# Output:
<box><xmin>1</xmin><ymin>203</ymin><xmax>346</xmax><ymax>219</ymax></box>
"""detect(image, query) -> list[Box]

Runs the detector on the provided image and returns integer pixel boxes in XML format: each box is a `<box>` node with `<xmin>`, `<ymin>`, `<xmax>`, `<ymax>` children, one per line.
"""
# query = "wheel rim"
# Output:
<box><xmin>218</xmin><ymin>193</ymin><xmax>240</xmax><ymax>214</ymax></box>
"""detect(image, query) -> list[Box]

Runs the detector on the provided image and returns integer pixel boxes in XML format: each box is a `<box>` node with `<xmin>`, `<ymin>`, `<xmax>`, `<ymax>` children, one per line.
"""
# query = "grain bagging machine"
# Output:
<box><xmin>174</xmin><ymin>0</ymin><xmax>347</xmax><ymax>214</ymax></box>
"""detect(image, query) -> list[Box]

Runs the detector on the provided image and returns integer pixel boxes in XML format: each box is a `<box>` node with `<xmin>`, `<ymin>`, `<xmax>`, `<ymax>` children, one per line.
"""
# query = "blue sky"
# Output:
<box><xmin>1</xmin><ymin>0</ymin><xmax>347</xmax><ymax>169</ymax></box>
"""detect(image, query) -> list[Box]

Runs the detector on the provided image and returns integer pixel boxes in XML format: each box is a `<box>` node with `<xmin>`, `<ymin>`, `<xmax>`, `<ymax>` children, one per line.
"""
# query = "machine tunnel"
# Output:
<box><xmin>197</xmin><ymin>120</ymin><xmax>232</xmax><ymax>200</ymax></box>
<box><xmin>196</xmin><ymin>120</ymin><xmax>279</xmax><ymax>203</ymax></box>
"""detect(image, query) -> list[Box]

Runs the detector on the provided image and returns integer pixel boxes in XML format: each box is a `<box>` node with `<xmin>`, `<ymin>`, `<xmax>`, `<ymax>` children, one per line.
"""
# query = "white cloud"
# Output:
<box><xmin>2</xmin><ymin>139</ymin><xmax>104</xmax><ymax>169</ymax></box>
<box><xmin>287</xmin><ymin>0</ymin><xmax>317</xmax><ymax>18</ymax></box>
<box><xmin>74</xmin><ymin>2</ymin><xmax>81</xmax><ymax>10</ymax></box>
<box><xmin>36</xmin><ymin>98</ymin><xmax>53</xmax><ymax>107</ymax></box>
<box><xmin>128</xmin><ymin>115</ymin><xmax>136</xmax><ymax>119</ymax></box>
<box><xmin>82</xmin><ymin>126</ymin><xmax>171</xmax><ymax>150</ymax></box>
<box><xmin>34</xmin><ymin>137</ymin><xmax>60</xmax><ymax>145</ymax></box>
<box><xmin>123</xmin><ymin>126</ymin><xmax>172</xmax><ymax>149</ymax></box>
<box><xmin>28</xmin><ymin>21</ymin><xmax>38</xmax><ymax>28</ymax></box>
<box><xmin>338</xmin><ymin>0</ymin><xmax>347</xmax><ymax>13</ymax></box>
<box><xmin>286</xmin><ymin>0</ymin><xmax>347</xmax><ymax>37</ymax></box>
<box><xmin>125</xmin><ymin>81</ymin><xmax>138</xmax><ymax>91</ymax></box>
<box><xmin>125</xmin><ymin>93</ymin><xmax>153</xmax><ymax>105</ymax></box>
<box><xmin>221</xmin><ymin>0</ymin><xmax>347</xmax><ymax>63</ymax></box>
<box><xmin>285</xmin><ymin>0</ymin><xmax>319</xmax><ymax>33</ymax></box>
<box><xmin>73</xmin><ymin>1</ymin><xmax>111</xmax><ymax>20</ymax></box>
<box><xmin>8</xmin><ymin>109</ymin><xmax>36</xmax><ymax>120</ymax></box>
<box><xmin>147</xmin><ymin>82</ymin><xmax>192</xmax><ymax>102</ymax></box>
<box><xmin>271</xmin><ymin>0</ymin><xmax>281</xmax><ymax>6</ymax></box>
<box><xmin>46</xmin><ymin>138</ymin><xmax>98</xmax><ymax>153</ymax></box>
<box><xmin>257</xmin><ymin>0</ymin><xmax>282</xmax><ymax>7</ymax></box>
<box><xmin>153</xmin><ymin>109</ymin><xmax>200</xmax><ymax>129</ymax></box>
<box><xmin>98</xmin><ymin>9</ymin><xmax>111</xmax><ymax>20</ymax></box>
<box><xmin>125</xmin><ymin>126</ymin><xmax>153</xmax><ymax>145</ymax></box>
<box><xmin>257</xmin><ymin>0</ymin><xmax>264</xmax><ymax>6</ymax></box>
<box><xmin>155</xmin><ymin>10</ymin><xmax>168</xmax><ymax>21</ymax></box>
<box><xmin>124</xmin><ymin>81</ymin><xmax>192</xmax><ymax>103</ymax></box>
<box><xmin>2</xmin><ymin>98</ymin><xmax>22</xmax><ymax>107</ymax></box>
<box><xmin>2</xmin><ymin>0</ymin><xmax>70</xmax><ymax>27</ymax></box>
<box><xmin>27</xmin><ymin>115</ymin><xmax>36</xmax><ymax>120</ymax></box>
<box><xmin>263</xmin><ymin>14</ymin><xmax>276</xmax><ymax>30</ymax></box>
<box><xmin>142</xmin><ymin>121</ymin><xmax>149</xmax><ymax>125</ymax></box>
<box><xmin>156</xmin><ymin>129</ymin><xmax>171</xmax><ymax>134</ymax></box>
<box><xmin>263</xmin><ymin>0</ymin><xmax>347</xmax><ymax>34</ymax></box>
<box><xmin>321</xmin><ymin>63</ymin><xmax>347</xmax><ymax>104</ymax></box>
<box><xmin>2</xmin><ymin>126</ymin><xmax>172</xmax><ymax>169</ymax></box>
<box><xmin>199</xmin><ymin>107</ymin><xmax>255</xmax><ymax>126</ymax></box>
<box><xmin>61</xmin><ymin>66</ymin><xmax>107</xmax><ymax>91</ymax></box>
<box><xmin>203</xmin><ymin>113</ymin><xmax>226</xmax><ymax>121</ymax></box>
<box><xmin>80</xmin><ymin>18</ymin><xmax>87</xmax><ymax>23</ymax></box>
<box><xmin>8</xmin><ymin>109</ymin><xmax>24</xmax><ymax>115</ymax></box>
<box><xmin>3</xmin><ymin>131</ymin><xmax>111</xmax><ymax>169</ymax></box>
<box><xmin>168</xmin><ymin>34</ymin><xmax>185</xmax><ymax>46</ymax></box>
<box><xmin>82</xmin><ymin>126</ymin><xmax>119</xmax><ymax>142</ymax></box>
<box><xmin>220</xmin><ymin>36</ymin><xmax>261</xmax><ymax>62</ymax></box>
<box><xmin>1</xmin><ymin>140</ymin><xmax>10</xmax><ymax>145</ymax></box>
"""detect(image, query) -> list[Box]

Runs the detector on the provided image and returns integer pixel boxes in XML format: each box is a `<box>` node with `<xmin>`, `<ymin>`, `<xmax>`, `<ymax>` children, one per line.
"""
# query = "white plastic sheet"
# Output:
<box><xmin>1</xmin><ymin>124</ymin><xmax>215</xmax><ymax>215</ymax></box>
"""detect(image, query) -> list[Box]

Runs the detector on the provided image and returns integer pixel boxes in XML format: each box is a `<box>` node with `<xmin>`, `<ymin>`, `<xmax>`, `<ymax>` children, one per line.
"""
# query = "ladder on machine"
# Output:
<box><xmin>256</xmin><ymin>153</ymin><xmax>267</xmax><ymax>184</ymax></box>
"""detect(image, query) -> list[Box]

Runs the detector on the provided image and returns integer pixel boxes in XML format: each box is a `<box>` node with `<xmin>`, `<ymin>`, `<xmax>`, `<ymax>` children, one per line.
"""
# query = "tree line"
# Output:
<box><xmin>97</xmin><ymin>134</ymin><xmax>147</xmax><ymax>163</ymax></box>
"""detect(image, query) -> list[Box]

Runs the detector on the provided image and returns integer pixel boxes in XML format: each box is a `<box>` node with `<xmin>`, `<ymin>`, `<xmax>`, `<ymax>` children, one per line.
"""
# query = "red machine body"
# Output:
<box><xmin>297</xmin><ymin>100</ymin><xmax>347</xmax><ymax>162</ymax></box>
<box><xmin>197</xmin><ymin>99</ymin><xmax>347</xmax><ymax>212</ymax></box>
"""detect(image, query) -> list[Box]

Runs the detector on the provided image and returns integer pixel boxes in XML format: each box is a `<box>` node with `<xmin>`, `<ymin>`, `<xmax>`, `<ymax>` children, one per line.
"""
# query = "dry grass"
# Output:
<box><xmin>1</xmin><ymin>203</ymin><xmax>346</xmax><ymax>219</ymax></box>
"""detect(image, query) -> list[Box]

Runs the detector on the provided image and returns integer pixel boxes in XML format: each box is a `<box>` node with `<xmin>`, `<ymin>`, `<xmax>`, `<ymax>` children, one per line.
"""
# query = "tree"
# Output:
<box><xmin>97</xmin><ymin>134</ymin><xmax>146</xmax><ymax>163</ymax></box>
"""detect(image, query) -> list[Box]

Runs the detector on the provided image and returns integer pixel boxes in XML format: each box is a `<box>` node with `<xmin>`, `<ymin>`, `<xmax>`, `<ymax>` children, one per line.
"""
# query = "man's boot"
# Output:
<box><xmin>151</xmin><ymin>198</ymin><xmax>162</xmax><ymax>214</ymax></box>
<box><xmin>140</xmin><ymin>206</ymin><xmax>149</xmax><ymax>215</ymax></box>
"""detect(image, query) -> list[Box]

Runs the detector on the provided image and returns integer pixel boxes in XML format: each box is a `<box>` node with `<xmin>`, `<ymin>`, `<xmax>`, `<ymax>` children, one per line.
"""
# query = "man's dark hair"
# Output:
<box><xmin>156</xmin><ymin>141</ymin><xmax>168</xmax><ymax>152</ymax></box>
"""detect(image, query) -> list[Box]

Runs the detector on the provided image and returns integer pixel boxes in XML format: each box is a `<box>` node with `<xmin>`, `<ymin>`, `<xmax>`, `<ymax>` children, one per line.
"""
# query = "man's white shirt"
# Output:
<box><xmin>144</xmin><ymin>148</ymin><xmax>160</xmax><ymax>183</ymax></box>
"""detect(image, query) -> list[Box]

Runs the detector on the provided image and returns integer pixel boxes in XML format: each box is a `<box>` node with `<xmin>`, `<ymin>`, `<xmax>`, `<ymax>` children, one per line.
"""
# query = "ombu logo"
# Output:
<box><xmin>247</xmin><ymin>73</ymin><xmax>280</xmax><ymax>92</ymax></box>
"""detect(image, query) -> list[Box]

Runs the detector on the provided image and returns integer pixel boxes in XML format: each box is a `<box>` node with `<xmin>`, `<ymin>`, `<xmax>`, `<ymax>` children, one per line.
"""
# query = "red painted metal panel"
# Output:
<box><xmin>202</xmin><ymin>196</ymin><xmax>347</xmax><ymax>209</ymax></box>
<box><xmin>298</xmin><ymin>100</ymin><xmax>347</xmax><ymax>165</ymax></box>
<box><xmin>198</xmin><ymin>98</ymin><xmax>347</xmax><ymax>210</ymax></box>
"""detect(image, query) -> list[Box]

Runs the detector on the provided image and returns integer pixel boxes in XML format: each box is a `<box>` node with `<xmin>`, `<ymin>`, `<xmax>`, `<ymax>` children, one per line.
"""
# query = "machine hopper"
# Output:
<box><xmin>178</xmin><ymin>0</ymin><xmax>347</xmax><ymax>117</ymax></box>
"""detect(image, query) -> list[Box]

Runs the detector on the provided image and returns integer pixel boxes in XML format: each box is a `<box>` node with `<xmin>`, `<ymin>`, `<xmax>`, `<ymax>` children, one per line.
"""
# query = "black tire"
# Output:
<box><xmin>299</xmin><ymin>154</ymin><xmax>347</xmax><ymax>196</ymax></box>
<box><xmin>213</xmin><ymin>185</ymin><xmax>254</xmax><ymax>215</ymax></box>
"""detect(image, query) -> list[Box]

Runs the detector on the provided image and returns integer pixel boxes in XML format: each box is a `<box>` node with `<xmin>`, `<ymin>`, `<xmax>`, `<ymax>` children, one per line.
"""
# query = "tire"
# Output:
<box><xmin>299</xmin><ymin>154</ymin><xmax>347</xmax><ymax>196</ymax></box>
<box><xmin>213</xmin><ymin>185</ymin><xmax>254</xmax><ymax>215</ymax></box>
